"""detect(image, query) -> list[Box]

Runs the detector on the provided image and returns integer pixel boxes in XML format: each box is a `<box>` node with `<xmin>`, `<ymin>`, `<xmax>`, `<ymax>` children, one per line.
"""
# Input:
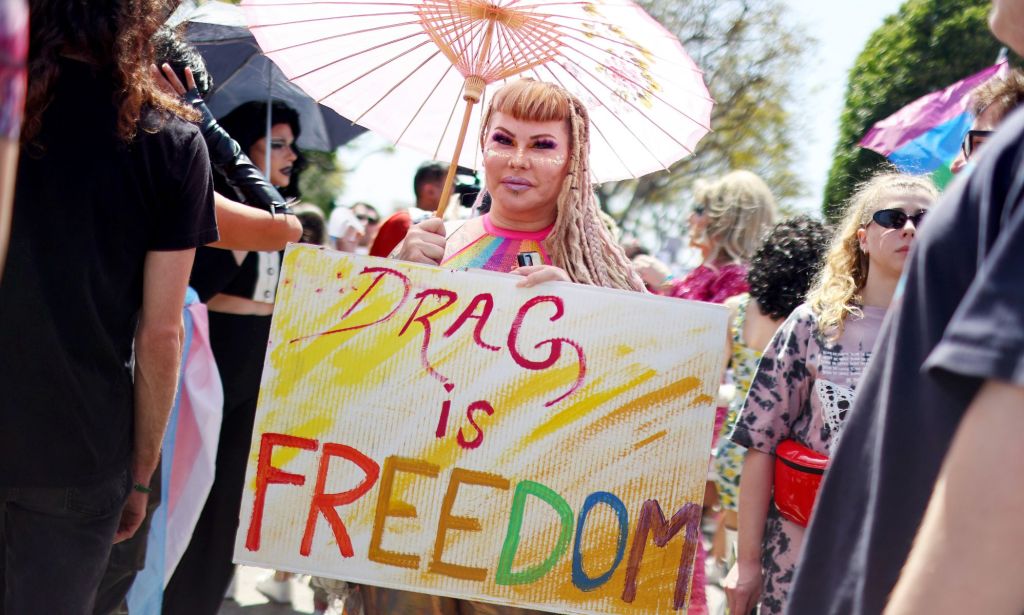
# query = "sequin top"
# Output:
<box><xmin>441</xmin><ymin>214</ymin><xmax>552</xmax><ymax>273</ymax></box>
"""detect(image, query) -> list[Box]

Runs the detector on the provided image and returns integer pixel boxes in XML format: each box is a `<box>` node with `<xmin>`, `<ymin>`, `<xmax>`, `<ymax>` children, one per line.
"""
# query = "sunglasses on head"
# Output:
<box><xmin>871</xmin><ymin>208</ymin><xmax>926</xmax><ymax>229</ymax></box>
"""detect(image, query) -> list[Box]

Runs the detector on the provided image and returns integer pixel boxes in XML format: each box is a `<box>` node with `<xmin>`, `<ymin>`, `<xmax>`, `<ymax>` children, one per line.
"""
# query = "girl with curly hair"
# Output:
<box><xmin>707</xmin><ymin>215</ymin><xmax>829</xmax><ymax>579</ymax></box>
<box><xmin>723</xmin><ymin>173</ymin><xmax>937</xmax><ymax>615</ymax></box>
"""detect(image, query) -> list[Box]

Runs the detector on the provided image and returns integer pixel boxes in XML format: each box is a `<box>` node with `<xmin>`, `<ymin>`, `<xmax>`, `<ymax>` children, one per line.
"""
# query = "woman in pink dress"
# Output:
<box><xmin>635</xmin><ymin>170</ymin><xmax>777</xmax><ymax>612</ymax></box>
<box><xmin>637</xmin><ymin>170</ymin><xmax>778</xmax><ymax>304</ymax></box>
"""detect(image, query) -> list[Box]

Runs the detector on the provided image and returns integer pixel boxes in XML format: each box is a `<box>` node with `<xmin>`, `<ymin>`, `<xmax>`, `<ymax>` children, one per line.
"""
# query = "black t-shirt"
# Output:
<box><xmin>0</xmin><ymin>59</ymin><xmax>218</xmax><ymax>488</ymax></box>
<box><xmin>786</xmin><ymin>107</ymin><xmax>1024</xmax><ymax>614</ymax></box>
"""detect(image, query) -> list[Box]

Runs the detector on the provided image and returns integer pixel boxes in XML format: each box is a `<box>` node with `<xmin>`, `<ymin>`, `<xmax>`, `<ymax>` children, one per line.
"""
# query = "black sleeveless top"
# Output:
<box><xmin>189</xmin><ymin>174</ymin><xmax>282</xmax><ymax>302</ymax></box>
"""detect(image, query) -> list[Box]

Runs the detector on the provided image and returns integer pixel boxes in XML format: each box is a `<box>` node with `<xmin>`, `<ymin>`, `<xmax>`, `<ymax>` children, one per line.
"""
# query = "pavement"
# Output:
<box><xmin>218</xmin><ymin>566</ymin><xmax>316</xmax><ymax>615</ymax></box>
<box><xmin>218</xmin><ymin>561</ymin><xmax>725</xmax><ymax>615</ymax></box>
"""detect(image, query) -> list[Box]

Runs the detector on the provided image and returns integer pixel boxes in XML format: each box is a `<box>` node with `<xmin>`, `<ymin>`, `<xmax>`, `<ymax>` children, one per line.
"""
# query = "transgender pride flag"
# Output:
<box><xmin>860</xmin><ymin>60</ymin><xmax>1009</xmax><ymax>187</ymax></box>
<box><xmin>127</xmin><ymin>290</ymin><xmax>223</xmax><ymax>613</ymax></box>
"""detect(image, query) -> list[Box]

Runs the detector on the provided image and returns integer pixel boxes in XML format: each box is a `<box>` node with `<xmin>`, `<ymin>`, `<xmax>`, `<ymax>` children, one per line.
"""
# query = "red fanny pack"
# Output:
<box><xmin>773</xmin><ymin>439</ymin><xmax>829</xmax><ymax>527</ymax></box>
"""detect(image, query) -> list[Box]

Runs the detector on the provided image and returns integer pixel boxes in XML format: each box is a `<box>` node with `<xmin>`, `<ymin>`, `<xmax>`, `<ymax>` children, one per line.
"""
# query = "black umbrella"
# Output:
<box><xmin>169</xmin><ymin>0</ymin><xmax>365</xmax><ymax>152</ymax></box>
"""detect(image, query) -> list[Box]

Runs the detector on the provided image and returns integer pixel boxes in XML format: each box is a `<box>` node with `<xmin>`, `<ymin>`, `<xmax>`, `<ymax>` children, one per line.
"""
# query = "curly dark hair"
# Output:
<box><xmin>747</xmin><ymin>215</ymin><xmax>829</xmax><ymax>320</ymax></box>
<box><xmin>216</xmin><ymin>100</ymin><xmax>306</xmax><ymax>200</ymax></box>
<box><xmin>23</xmin><ymin>0</ymin><xmax>196</xmax><ymax>146</ymax></box>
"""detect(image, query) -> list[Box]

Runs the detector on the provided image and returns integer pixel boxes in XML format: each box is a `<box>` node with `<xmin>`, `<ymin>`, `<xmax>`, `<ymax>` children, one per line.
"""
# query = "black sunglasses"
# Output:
<box><xmin>961</xmin><ymin>129</ymin><xmax>993</xmax><ymax>159</ymax></box>
<box><xmin>692</xmin><ymin>205</ymin><xmax>705</xmax><ymax>216</ymax></box>
<box><xmin>871</xmin><ymin>208</ymin><xmax>926</xmax><ymax>230</ymax></box>
<box><xmin>355</xmin><ymin>213</ymin><xmax>379</xmax><ymax>224</ymax></box>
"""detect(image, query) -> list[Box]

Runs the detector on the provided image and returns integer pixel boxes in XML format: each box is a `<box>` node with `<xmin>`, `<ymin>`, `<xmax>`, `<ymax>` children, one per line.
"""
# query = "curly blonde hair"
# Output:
<box><xmin>478</xmin><ymin>79</ymin><xmax>644</xmax><ymax>292</ymax></box>
<box><xmin>808</xmin><ymin>172</ymin><xmax>937</xmax><ymax>339</ymax></box>
<box><xmin>695</xmin><ymin>170</ymin><xmax>778</xmax><ymax>265</ymax></box>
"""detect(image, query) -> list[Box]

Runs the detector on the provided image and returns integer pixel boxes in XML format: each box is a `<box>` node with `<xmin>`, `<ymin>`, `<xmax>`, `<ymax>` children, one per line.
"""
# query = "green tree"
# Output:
<box><xmin>602</xmin><ymin>0</ymin><xmax>813</xmax><ymax>253</ymax></box>
<box><xmin>824</xmin><ymin>0</ymin><xmax>1005</xmax><ymax>219</ymax></box>
<box><xmin>299</xmin><ymin>149</ymin><xmax>345</xmax><ymax>213</ymax></box>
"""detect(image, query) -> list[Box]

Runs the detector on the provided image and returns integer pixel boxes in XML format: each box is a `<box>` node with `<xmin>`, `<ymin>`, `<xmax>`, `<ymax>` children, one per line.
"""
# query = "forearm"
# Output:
<box><xmin>0</xmin><ymin>139</ymin><xmax>17</xmax><ymax>279</ymax></box>
<box><xmin>209</xmin><ymin>192</ymin><xmax>301</xmax><ymax>251</ymax></box>
<box><xmin>736</xmin><ymin>448</ymin><xmax>774</xmax><ymax>566</ymax></box>
<box><xmin>131</xmin><ymin>319</ymin><xmax>185</xmax><ymax>486</ymax></box>
<box><xmin>885</xmin><ymin>379</ymin><xmax>1024</xmax><ymax>614</ymax></box>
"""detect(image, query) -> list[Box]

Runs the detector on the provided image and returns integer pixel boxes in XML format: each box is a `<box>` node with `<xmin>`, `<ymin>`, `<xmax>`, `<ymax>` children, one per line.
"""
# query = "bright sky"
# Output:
<box><xmin>335</xmin><ymin>0</ymin><xmax>905</xmax><ymax>218</ymax></box>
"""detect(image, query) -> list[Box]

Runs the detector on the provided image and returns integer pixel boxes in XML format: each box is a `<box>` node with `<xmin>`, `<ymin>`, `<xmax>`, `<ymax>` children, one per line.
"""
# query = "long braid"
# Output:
<box><xmin>545</xmin><ymin>97</ymin><xmax>644</xmax><ymax>292</ymax></box>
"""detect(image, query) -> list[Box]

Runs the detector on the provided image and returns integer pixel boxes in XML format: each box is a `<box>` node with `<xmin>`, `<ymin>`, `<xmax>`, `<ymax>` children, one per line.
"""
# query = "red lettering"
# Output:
<box><xmin>442</xmin><ymin>293</ymin><xmax>500</xmax><ymax>351</ymax></box>
<box><xmin>300</xmin><ymin>444</ymin><xmax>381</xmax><ymax>558</ymax></box>
<box><xmin>457</xmin><ymin>401</ymin><xmax>495</xmax><ymax>450</ymax></box>
<box><xmin>246</xmin><ymin>432</ymin><xmax>318</xmax><ymax>552</ymax></box>
<box><xmin>399</xmin><ymin>288</ymin><xmax>458</xmax><ymax>384</ymax></box>
<box><xmin>508</xmin><ymin>296</ymin><xmax>588</xmax><ymax>407</ymax></box>
<box><xmin>436</xmin><ymin>399</ymin><xmax>452</xmax><ymax>439</ymax></box>
<box><xmin>291</xmin><ymin>266</ymin><xmax>411</xmax><ymax>343</ymax></box>
<box><xmin>508</xmin><ymin>296</ymin><xmax>565</xmax><ymax>370</ymax></box>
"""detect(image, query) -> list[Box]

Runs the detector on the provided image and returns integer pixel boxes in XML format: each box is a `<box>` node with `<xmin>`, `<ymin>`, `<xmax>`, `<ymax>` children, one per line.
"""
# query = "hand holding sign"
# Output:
<box><xmin>511</xmin><ymin>264</ymin><xmax>571</xmax><ymax>288</ymax></box>
<box><xmin>397</xmin><ymin>217</ymin><xmax>447</xmax><ymax>265</ymax></box>
<box><xmin>234</xmin><ymin>246</ymin><xmax>727</xmax><ymax>614</ymax></box>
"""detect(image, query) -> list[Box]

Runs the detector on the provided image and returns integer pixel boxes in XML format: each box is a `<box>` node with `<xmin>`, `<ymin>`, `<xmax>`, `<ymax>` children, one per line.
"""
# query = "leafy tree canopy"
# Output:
<box><xmin>824</xmin><ymin>0</ymin><xmax>1007</xmax><ymax>219</ymax></box>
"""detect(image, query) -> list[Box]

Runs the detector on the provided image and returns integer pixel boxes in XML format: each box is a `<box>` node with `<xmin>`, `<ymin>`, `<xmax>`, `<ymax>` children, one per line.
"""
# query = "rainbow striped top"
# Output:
<box><xmin>441</xmin><ymin>214</ymin><xmax>552</xmax><ymax>273</ymax></box>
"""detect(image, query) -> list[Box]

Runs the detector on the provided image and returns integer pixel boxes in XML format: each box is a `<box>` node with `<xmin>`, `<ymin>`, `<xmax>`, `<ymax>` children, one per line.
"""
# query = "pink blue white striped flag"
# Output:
<box><xmin>860</xmin><ymin>60</ymin><xmax>1008</xmax><ymax>187</ymax></box>
<box><xmin>127</xmin><ymin>292</ymin><xmax>223</xmax><ymax>613</ymax></box>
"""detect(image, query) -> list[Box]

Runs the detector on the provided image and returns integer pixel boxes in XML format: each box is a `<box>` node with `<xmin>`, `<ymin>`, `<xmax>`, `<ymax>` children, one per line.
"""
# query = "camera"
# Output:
<box><xmin>453</xmin><ymin>166</ymin><xmax>490</xmax><ymax>212</ymax></box>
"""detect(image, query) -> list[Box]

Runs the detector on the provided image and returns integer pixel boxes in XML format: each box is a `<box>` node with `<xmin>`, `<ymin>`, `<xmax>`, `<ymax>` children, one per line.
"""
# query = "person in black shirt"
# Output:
<box><xmin>0</xmin><ymin>1</ymin><xmax>217</xmax><ymax>613</ymax></box>
<box><xmin>91</xmin><ymin>30</ymin><xmax>304</xmax><ymax>615</ymax></box>
<box><xmin>786</xmin><ymin>2</ymin><xmax>1024</xmax><ymax>612</ymax></box>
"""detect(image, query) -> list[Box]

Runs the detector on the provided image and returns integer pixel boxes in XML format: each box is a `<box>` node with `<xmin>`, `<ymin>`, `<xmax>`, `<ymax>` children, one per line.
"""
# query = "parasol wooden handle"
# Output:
<box><xmin>435</xmin><ymin>76</ymin><xmax>486</xmax><ymax>220</ymax></box>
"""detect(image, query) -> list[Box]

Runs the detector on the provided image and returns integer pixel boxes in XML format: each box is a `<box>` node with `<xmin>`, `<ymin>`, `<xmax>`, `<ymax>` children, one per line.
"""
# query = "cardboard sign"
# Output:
<box><xmin>234</xmin><ymin>245</ymin><xmax>728</xmax><ymax>614</ymax></box>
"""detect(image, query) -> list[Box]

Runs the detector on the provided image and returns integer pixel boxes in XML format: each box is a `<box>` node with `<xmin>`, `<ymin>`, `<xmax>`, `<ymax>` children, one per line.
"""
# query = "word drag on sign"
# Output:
<box><xmin>234</xmin><ymin>245</ymin><xmax>728</xmax><ymax>614</ymax></box>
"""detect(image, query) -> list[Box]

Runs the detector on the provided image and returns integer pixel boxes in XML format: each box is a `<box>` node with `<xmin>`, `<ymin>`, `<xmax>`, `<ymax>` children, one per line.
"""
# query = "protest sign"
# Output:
<box><xmin>234</xmin><ymin>244</ymin><xmax>728</xmax><ymax>614</ymax></box>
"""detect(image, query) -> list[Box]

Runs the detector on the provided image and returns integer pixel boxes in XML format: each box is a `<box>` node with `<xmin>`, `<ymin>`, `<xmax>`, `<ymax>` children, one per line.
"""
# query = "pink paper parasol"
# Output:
<box><xmin>242</xmin><ymin>0</ymin><xmax>713</xmax><ymax>215</ymax></box>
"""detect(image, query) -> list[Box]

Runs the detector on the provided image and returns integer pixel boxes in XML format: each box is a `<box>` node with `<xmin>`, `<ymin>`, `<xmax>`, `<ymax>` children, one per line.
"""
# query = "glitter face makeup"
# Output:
<box><xmin>482</xmin><ymin>112</ymin><xmax>570</xmax><ymax>230</ymax></box>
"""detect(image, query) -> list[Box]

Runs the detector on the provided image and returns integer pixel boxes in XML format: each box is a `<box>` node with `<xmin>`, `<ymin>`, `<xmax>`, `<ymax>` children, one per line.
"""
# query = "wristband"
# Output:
<box><xmin>132</xmin><ymin>482</ymin><xmax>152</xmax><ymax>494</ymax></box>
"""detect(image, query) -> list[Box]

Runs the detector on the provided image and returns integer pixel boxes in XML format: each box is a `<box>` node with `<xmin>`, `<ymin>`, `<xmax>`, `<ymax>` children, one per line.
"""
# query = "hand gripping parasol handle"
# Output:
<box><xmin>434</xmin><ymin>76</ymin><xmax>486</xmax><ymax>220</ymax></box>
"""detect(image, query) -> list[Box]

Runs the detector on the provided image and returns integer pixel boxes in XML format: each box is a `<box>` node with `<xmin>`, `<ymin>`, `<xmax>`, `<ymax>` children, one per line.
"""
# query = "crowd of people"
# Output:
<box><xmin>2</xmin><ymin>0</ymin><xmax>1024</xmax><ymax>614</ymax></box>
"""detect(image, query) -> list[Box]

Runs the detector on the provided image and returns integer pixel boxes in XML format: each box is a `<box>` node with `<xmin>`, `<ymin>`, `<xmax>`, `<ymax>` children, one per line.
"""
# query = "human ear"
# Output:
<box><xmin>857</xmin><ymin>227</ymin><xmax>869</xmax><ymax>253</ymax></box>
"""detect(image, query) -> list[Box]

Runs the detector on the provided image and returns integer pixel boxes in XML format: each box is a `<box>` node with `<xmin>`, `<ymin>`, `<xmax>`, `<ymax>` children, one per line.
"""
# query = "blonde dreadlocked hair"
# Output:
<box><xmin>808</xmin><ymin>172</ymin><xmax>937</xmax><ymax>340</ymax></box>
<box><xmin>479</xmin><ymin>79</ymin><xmax>645</xmax><ymax>292</ymax></box>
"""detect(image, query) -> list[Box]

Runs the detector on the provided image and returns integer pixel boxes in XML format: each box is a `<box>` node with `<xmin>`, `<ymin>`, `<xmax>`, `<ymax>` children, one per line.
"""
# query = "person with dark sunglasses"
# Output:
<box><xmin>352</xmin><ymin>201</ymin><xmax>380</xmax><ymax>250</ymax></box>
<box><xmin>870</xmin><ymin>207</ymin><xmax>927</xmax><ymax>230</ymax></box>
<box><xmin>723</xmin><ymin>173</ymin><xmax>937</xmax><ymax>615</ymax></box>
<box><xmin>950</xmin><ymin>69</ymin><xmax>1024</xmax><ymax>175</ymax></box>
<box><xmin>787</xmin><ymin>4</ymin><xmax>1024</xmax><ymax>608</ymax></box>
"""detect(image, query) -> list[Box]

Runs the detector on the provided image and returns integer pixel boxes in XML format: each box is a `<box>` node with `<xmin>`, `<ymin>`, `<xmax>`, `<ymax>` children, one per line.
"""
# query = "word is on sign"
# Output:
<box><xmin>233</xmin><ymin>245</ymin><xmax>727</xmax><ymax>614</ymax></box>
